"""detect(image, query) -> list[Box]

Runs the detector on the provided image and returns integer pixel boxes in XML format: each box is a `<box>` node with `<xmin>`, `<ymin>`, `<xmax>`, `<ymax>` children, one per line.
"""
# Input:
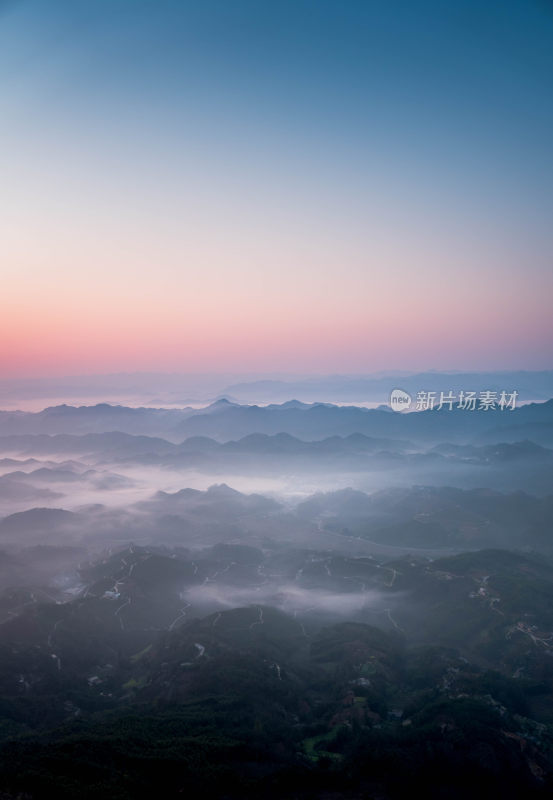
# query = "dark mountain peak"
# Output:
<box><xmin>273</xmin><ymin>431</ymin><xmax>300</xmax><ymax>441</ymax></box>
<box><xmin>0</xmin><ymin>507</ymin><xmax>77</xmax><ymax>533</ymax></box>
<box><xmin>206</xmin><ymin>483</ymin><xmax>242</xmax><ymax>497</ymax></box>
<box><xmin>153</xmin><ymin>487</ymin><xmax>202</xmax><ymax>501</ymax></box>
<box><xmin>236</xmin><ymin>433</ymin><xmax>270</xmax><ymax>443</ymax></box>
<box><xmin>206</xmin><ymin>398</ymin><xmax>237</xmax><ymax>410</ymax></box>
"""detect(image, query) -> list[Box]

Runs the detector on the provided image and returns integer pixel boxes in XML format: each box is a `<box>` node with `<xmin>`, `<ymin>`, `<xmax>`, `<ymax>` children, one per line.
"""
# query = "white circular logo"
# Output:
<box><xmin>389</xmin><ymin>388</ymin><xmax>412</xmax><ymax>411</ymax></box>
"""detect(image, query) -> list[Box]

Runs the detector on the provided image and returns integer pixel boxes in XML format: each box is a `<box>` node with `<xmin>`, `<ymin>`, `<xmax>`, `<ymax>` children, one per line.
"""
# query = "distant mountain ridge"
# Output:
<box><xmin>222</xmin><ymin>370</ymin><xmax>553</xmax><ymax>403</ymax></box>
<box><xmin>0</xmin><ymin>397</ymin><xmax>552</xmax><ymax>444</ymax></box>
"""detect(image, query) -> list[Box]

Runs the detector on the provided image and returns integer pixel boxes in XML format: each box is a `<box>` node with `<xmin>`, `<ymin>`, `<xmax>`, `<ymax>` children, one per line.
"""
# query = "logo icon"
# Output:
<box><xmin>390</xmin><ymin>388</ymin><xmax>412</xmax><ymax>411</ymax></box>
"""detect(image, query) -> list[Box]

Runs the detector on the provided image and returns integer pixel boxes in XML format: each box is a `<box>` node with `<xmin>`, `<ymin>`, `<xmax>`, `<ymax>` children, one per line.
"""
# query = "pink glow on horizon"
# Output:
<box><xmin>2</xmin><ymin>156</ymin><xmax>552</xmax><ymax>377</ymax></box>
<box><xmin>2</xmin><ymin>285</ymin><xmax>551</xmax><ymax>377</ymax></box>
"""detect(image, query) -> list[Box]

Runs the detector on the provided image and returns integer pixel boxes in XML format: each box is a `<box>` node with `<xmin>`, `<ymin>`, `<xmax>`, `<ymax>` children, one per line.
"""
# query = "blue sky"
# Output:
<box><xmin>1</xmin><ymin>0</ymin><xmax>552</xmax><ymax>375</ymax></box>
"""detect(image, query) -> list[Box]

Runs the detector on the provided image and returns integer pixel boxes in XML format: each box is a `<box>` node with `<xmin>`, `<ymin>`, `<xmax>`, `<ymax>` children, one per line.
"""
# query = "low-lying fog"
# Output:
<box><xmin>1</xmin><ymin>397</ymin><xmax>552</xmax><ymax>623</ymax></box>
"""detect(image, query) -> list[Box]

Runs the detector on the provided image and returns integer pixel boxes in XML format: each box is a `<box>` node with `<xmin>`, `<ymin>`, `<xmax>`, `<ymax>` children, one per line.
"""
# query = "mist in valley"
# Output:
<box><xmin>0</xmin><ymin>382</ymin><xmax>553</xmax><ymax>799</ymax></box>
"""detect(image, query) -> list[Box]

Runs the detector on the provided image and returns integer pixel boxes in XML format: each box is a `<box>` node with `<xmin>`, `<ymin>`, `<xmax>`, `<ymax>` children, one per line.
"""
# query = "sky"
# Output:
<box><xmin>1</xmin><ymin>0</ymin><xmax>552</xmax><ymax>377</ymax></box>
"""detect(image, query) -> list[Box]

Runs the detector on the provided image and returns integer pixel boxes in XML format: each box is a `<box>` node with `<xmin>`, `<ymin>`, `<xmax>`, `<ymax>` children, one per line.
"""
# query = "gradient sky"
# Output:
<box><xmin>1</xmin><ymin>0</ymin><xmax>552</xmax><ymax>376</ymax></box>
